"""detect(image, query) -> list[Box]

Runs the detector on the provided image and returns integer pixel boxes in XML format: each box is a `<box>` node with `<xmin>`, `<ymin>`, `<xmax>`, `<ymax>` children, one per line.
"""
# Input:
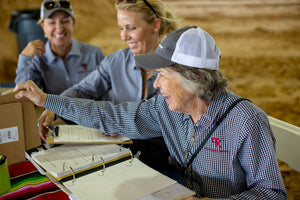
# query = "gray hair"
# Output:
<box><xmin>168</xmin><ymin>64</ymin><xmax>228</xmax><ymax>102</ymax></box>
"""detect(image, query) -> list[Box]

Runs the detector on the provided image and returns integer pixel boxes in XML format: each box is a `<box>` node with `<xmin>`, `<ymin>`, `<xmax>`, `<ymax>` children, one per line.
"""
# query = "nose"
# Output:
<box><xmin>120</xmin><ymin>29</ymin><xmax>129</xmax><ymax>41</ymax></box>
<box><xmin>55</xmin><ymin>21</ymin><xmax>63</xmax><ymax>30</ymax></box>
<box><xmin>153</xmin><ymin>76</ymin><xmax>160</xmax><ymax>89</ymax></box>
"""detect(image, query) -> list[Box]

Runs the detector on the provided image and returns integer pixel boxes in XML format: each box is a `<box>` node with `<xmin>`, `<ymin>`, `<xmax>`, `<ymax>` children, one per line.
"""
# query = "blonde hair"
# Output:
<box><xmin>115</xmin><ymin>0</ymin><xmax>178</xmax><ymax>36</ymax></box>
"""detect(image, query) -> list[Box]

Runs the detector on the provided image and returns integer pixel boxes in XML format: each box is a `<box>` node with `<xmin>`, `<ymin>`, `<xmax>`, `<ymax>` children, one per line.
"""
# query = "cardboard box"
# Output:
<box><xmin>0</xmin><ymin>92</ymin><xmax>41</xmax><ymax>165</ymax></box>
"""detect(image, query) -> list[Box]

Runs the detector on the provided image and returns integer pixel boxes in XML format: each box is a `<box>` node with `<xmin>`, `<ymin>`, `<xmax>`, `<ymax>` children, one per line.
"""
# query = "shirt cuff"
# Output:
<box><xmin>44</xmin><ymin>94</ymin><xmax>63</xmax><ymax>115</ymax></box>
<box><xmin>18</xmin><ymin>54</ymin><xmax>33</xmax><ymax>65</ymax></box>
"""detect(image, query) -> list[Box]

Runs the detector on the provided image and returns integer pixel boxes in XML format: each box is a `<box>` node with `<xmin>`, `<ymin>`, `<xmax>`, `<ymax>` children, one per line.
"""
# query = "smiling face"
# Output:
<box><xmin>154</xmin><ymin>67</ymin><xmax>199</xmax><ymax>114</ymax></box>
<box><xmin>41</xmin><ymin>11</ymin><xmax>74</xmax><ymax>50</ymax></box>
<box><xmin>117</xmin><ymin>9</ymin><xmax>160</xmax><ymax>55</ymax></box>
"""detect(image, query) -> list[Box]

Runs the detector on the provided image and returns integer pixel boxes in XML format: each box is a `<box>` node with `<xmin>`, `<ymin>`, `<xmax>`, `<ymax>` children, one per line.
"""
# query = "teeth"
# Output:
<box><xmin>128</xmin><ymin>43</ymin><xmax>136</xmax><ymax>48</ymax></box>
<box><xmin>54</xmin><ymin>34</ymin><xmax>64</xmax><ymax>38</ymax></box>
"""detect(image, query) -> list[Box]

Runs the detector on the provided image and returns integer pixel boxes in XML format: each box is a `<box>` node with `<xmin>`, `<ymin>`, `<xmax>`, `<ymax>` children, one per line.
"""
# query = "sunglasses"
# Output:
<box><xmin>44</xmin><ymin>0</ymin><xmax>70</xmax><ymax>10</ymax></box>
<box><xmin>117</xmin><ymin>0</ymin><xmax>158</xmax><ymax>18</ymax></box>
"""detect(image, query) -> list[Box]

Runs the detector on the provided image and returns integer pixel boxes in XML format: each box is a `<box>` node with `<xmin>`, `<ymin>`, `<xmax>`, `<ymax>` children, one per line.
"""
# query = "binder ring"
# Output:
<box><xmin>69</xmin><ymin>166</ymin><xmax>76</xmax><ymax>185</ymax></box>
<box><xmin>63</xmin><ymin>162</ymin><xmax>76</xmax><ymax>185</ymax></box>
<box><xmin>127</xmin><ymin>149</ymin><xmax>133</xmax><ymax>167</ymax></box>
<box><xmin>63</xmin><ymin>162</ymin><xmax>69</xmax><ymax>171</ymax></box>
<box><xmin>92</xmin><ymin>153</ymin><xmax>95</xmax><ymax>163</ymax></box>
<box><xmin>99</xmin><ymin>156</ymin><xmax>105</xmax><ymax>176</ymax></box>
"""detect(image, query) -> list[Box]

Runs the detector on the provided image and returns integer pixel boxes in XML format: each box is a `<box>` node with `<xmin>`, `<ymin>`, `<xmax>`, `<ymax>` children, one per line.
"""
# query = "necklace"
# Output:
<box><xmin>183</xmin><ymin>131</ymin><xmax>196</xmax><ymax>167</ymax></box>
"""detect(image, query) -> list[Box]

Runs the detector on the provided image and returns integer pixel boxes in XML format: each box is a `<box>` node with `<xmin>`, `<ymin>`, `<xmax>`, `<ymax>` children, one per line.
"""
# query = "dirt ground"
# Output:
<box><xmin>0</xmin><ymin>0</ymin><xmax>299</xmax><ymax>199</ymax></box>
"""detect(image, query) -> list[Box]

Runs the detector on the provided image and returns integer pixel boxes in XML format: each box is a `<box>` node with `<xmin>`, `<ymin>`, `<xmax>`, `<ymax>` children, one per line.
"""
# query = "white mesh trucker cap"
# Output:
<box><xmin>134</xmin><ymin>26</ymin><xmax>221</xmax><ymax>70</ymax></box>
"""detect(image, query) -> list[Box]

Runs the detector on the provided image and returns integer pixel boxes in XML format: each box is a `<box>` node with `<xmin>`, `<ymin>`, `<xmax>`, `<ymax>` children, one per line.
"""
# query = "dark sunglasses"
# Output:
<box><xmin>44</xmin><ymin>1</ymin><xmax>70</xmax><ymax>10</ymax></box>
<box><xmin>117</xmin><ymin>0</ymin><xmax>158</xmax><ymax>18</ymax></box>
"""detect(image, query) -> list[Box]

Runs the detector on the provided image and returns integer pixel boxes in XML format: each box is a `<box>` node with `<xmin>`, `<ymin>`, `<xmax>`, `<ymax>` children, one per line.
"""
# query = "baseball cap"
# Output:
<box><xmin>134</xmin><ymin>26</ymin><xmax>221</xmax><ymax>70</ymax></box>
<box><xmin>40</xmin><ymin>0</ymin><xmax>74</xmax><ymax>20</ymax></box>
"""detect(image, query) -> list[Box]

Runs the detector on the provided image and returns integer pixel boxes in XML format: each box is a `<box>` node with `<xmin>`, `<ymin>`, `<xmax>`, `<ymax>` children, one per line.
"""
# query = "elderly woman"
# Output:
<box><xmin>14</xmin><ymin>26</ymin><xmax>287</xmax><ymax>199</ymax></box>
<box><xmin>37</xmin><ymin>0</ymin><xmax>178</xmax><ymax>173</ymax></box>
<box><xmin>15</xmin><ymin>0</ymin><xmax>105</xmax><ymax>94</ymax></box>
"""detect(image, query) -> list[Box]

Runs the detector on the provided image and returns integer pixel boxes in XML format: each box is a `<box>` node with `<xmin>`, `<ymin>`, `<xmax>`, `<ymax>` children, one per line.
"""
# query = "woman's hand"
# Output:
<box><xmin>180</xmin><ymin>197</ymin><xmax>211</xmax><ymax>200</ymax></box>
<box><xmin>38</xmin><ymin>110</ymin><xmax>56</xmax><ymax>142</ymax></box>
<box><xmin>14</xmin><ymin>80</ymin><xmax>47</xmax><ymax>107</ymax></box>
<box><xmin>21</xmin><ymin>39</ymin><xmax>45</xmax><ymax>57</ymax></box>
<box><xmin>102</xmin><ymin>132</ymin><xmax>121</xmax><ymax>137</ymax></box>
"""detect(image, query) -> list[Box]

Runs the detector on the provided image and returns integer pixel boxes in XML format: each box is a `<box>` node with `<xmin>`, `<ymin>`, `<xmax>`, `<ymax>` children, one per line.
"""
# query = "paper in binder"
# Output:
<box><xmin>45</xmin><ymin>125</ymin><xmax>132</xmax><ymax>145</ymax></box>
<box><xmin>28</xmin><ymin>144</ymin><xmax>131</xmax><ymax>181</ymax></box>
<box><xmin>54</xmin><ymin>158</ymin><xmax>196</xmax><ymax>200</ymax></box>
<box><xmin>28</xmin><ymin>143</ymin><xmax>195</xmax><ymax>199</ymax></box>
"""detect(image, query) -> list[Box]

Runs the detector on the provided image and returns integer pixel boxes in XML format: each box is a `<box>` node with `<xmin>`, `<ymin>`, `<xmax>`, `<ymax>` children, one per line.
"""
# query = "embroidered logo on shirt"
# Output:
<box><xmin>81</xmin><ymin>63</ymin><xmax>88</xmax><ymax>70</ymax></box>
<box><xmin>204</xmin><ymin>137</ymin><xmax>229</xmax><ymax>153</ymax></box>
<box><xmin>77</xmin><ymin>63</ymin><xmax>93</xmax><ymax>74</ymax></box>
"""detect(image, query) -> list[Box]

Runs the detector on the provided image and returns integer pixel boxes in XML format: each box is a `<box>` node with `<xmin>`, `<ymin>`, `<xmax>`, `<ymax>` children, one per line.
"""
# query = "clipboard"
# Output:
<box><xmin>45</xmin><ymin>125</ymin><xmax>132</xmax><ymax>145</ymax></box>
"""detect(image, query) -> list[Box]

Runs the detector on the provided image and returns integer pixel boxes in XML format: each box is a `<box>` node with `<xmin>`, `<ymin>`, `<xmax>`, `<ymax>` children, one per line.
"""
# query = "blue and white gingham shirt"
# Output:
<box><xmin>15</xmin><ymin>38</ymin><xmax>105</xmax><ymax>95</ymax></box>
<box><xmin>45</xmin><ymin>91</ymin><xmax>287</xmax><ymax>199</ymax></box>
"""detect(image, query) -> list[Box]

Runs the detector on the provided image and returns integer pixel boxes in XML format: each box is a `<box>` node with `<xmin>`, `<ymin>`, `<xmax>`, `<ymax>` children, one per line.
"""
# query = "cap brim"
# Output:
<box><xmin>134</xmin><ymin>52</ymin><xmax>175</xmax><ymax>70</ymax></box>
<box><xmin>43</xmin><ymin>8</ymin><xmax>73</xmax><ymax>19</ymax></box>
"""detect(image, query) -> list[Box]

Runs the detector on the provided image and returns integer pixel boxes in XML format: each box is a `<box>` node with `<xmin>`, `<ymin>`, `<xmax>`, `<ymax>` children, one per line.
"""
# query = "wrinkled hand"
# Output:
<box><xmin>38</xmin><ymin>110</ymin><xmax>55</xmax><ymax>142</ymax></box>
<box><xmin>14</xmin><ymin>80</ymin><xmax>47</xmax><ymax>107</ymax></box>
<box><xmin>21</xmin><ymin>39</ymin><xmax>45</xmax><ymax>57</ymax></box>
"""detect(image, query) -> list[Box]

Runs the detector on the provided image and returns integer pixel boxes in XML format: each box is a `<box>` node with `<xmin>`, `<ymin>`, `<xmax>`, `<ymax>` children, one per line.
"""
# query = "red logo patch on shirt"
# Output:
<box><xmin>81</xmin><ymin>63</ymin><xmax>88</xmax><ymax>70</ymax></box>
<box><xmin>204</xmin><ymin>137</ymin><xmax>229</xmax><ymax>153</ymax></box>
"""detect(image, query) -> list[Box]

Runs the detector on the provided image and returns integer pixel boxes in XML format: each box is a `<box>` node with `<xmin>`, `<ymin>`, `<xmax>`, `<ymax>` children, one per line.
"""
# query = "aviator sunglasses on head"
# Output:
<box><xmin>44</xmin><ymin>0</ymin><xmax>70</xmax><ymax>10</ymax></box>
<box><xmin>117</xmin><ymin>0</ymin><xmax>159</xmax><ymax>18</ymax></box>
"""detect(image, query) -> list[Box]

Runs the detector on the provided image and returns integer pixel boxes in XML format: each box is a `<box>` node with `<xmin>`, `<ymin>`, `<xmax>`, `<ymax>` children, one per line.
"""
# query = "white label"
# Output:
<box><xmin>0</xmin><ymin>126</ymin><xmax>19</xmax><ymax>144</ymax></box>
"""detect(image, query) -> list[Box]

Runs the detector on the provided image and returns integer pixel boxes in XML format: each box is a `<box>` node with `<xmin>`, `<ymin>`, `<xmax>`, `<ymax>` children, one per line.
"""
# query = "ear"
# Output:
<box><xmin>154</xmin><ymin>18</ymin><xmax>161</xmax><ymax>33</ymax></box>
<box><xmin>40</xmin><ymin>21</ymin><xmax>45</xmax><ymax>30</ymax></box>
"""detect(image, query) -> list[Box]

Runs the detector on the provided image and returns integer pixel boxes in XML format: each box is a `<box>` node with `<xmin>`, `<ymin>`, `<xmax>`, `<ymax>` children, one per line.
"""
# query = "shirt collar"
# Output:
<box><xmin>189</xmin><ymin>91</ymin><xmax>229</xmax><ymax>128</ymax></box>
<box><xmin>44</xmin><ymin>38</ymin><xmax>79</xmax><ymax>63</ymax></box>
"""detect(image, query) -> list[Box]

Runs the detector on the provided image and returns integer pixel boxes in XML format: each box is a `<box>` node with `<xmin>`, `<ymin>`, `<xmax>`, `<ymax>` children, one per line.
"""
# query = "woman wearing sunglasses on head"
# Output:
<box><xmin>15</xmin><ymin>0</ymin><xmax>105</xmax><ymax>95</ymax></box>
<box><xmin>37</xmin><ymin>0</ymin><xmax>178</xmax><ymax>177</ymax></box>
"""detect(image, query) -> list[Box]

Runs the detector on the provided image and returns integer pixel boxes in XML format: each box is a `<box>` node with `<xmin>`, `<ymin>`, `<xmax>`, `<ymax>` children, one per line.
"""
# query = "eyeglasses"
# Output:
<box><xmin>44</xmin><ymin>0</ymin><xmax>70</xmax><ymax>10</ymax></box>
<box><xmin>117</xmin><ymin>0</ymin><xmax>159</xmax><ymax>18</ymax></box>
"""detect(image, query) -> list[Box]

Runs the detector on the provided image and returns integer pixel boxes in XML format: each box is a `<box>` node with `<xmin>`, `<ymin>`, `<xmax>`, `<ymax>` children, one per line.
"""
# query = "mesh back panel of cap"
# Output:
<box><xmin>171</xmin><ymin>27</ymin><xmax>220</xmax><ymax>69</ymax></box>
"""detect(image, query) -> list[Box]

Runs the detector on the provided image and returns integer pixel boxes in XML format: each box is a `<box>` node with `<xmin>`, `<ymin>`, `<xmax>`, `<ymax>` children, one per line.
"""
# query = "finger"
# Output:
<box><xmin>36</xmin><ymin>44</ymin><xmax>46</xmax><ymax>57</ymax></box>
<box><xmin>14</xmin><ymin>89</ymin><xmax>27</xmax><ymax>99</ymax></box>
<box><xmin>102</xmin><ymin>132</ymin><xmax>110</xmax><ymax>136</ymax></box>
<box><xmin>13</xmin><ymin>82</ymin><xmax>29</xmax><ymax>92</ymax></box>
<box><xmin>38</xmin><ymin>124</ymin><xmax>47</xmax><ymax>142</ymax></box>
<box><xmin>110</xmin><ymin>133</ymin><xmax>120</xmax><ymax>137</ymax></box>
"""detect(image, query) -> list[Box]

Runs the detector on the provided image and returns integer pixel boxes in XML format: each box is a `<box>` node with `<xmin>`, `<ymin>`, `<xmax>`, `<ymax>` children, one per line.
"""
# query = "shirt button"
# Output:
<box><xmin>66</xmin><ymin>77</ymin><xmax>69</xmax><ymax>81</ymax></box>
<box><xmin>191</xmin><ymin>137</ymin><xmax>195</xmax><ymax>143</ymax></box>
